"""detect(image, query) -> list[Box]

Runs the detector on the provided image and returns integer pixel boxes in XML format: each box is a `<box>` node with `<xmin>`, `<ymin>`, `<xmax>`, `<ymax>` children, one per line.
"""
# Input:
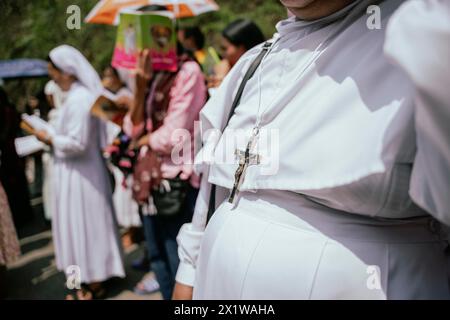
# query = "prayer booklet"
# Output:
<box><xmin>21</xmin><ymin>114</ymin><xmax>55</xmax><ymax>136</ymax></box>
<box><xmin>112</xmin><ymin>11</ymin><xmax>177</xmax><ymax>72</ymax></box>
<box><xmin>14</xmin><ymin>135</ymin><xmax>46</xmax><ymax>157</ymax></box>
<box><xmin>90</xmin><ymin>88</ymin><xmax>129</xmax><ymax>125</ymax></box>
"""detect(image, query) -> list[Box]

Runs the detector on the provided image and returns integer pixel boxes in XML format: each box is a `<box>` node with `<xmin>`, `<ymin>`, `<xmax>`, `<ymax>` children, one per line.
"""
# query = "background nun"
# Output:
<box><xmin>34</xmin><ymin>45</ymin><xmax>125</xmax><ymax>300</ymax></box>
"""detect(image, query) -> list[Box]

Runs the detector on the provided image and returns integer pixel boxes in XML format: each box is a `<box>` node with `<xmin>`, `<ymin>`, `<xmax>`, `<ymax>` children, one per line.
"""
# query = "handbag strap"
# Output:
<box><xmin>207</xmin><ymin>41</ymin><xmax>273</xmax><ymax>224</ymax></box>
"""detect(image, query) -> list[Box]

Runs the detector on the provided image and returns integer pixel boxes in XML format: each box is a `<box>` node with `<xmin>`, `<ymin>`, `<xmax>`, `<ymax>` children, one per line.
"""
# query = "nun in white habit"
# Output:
<box><xmin>174</xmin><ymin>0</ymin><xmax>450</xmax><ymax>300</ymax></box>
<box><xmin>35</xmin><ymin>45</ymin><xmax>125</xmax><ymax>299</ymax></box>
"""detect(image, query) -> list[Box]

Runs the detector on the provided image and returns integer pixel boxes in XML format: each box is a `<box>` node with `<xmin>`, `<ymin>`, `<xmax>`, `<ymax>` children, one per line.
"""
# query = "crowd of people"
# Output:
<box><xmin>1</xmin><ymin>0</ymin><xmax>450</xmax><ymax>300</ymax></box>
<box><xmin>0</xmin><ymin>14</ymin><xmax>267</xmax><ymax>299</ymax></box>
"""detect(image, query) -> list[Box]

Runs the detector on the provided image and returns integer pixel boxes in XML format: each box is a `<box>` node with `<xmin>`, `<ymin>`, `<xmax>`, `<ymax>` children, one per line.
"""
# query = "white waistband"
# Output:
<box><xmin>224</xmin><ymin>189</ymin><xmax>448</xmax><ymax>243</ymax></box>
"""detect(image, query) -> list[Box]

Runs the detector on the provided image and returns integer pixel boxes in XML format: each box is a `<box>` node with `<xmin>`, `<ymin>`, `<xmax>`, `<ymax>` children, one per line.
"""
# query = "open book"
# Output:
<box><xmin>90</xmin><ymin>89</ymin><xmax>128</xmax><ymax>146</ymax></box>
<box><xmin>16</xmin><ymin>114</ymin><xmax>53</xmax><ymax>156</ymax></box>
<box><xmin>21</xmin><ymin>114</ymin><xmax>55</xmax><ymax>136</ymax></box>
<box><xmin>112</xmin><ymin>11</ymin><xmax>177</xmax><ymax>72</ymax></box>
<box><xmin>14</xmin><ymin>135</ymin><xmax>46</xmax><ymax>157</ymax></box>
<box><xmin>90</xmin><ymin>88</ymin><xmax>130</xmax><ymax>125</ymax></box>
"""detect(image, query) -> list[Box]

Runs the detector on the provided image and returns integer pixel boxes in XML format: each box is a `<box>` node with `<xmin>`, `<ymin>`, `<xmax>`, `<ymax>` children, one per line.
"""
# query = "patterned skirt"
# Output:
<box><xmin>0</xmin><ymin>181</ymin><xmax>20</xmax><ymax>266</ymax></box>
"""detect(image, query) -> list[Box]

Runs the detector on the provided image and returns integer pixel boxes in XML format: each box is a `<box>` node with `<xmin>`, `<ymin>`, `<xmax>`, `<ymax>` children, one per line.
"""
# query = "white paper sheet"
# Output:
<box><xmin>14</xmin><ymin>135</ymin><xmax>46</xmax><ymax>157</ymax></box>
<box><xmin>21</xmin><ymin>114</ymin><xmax>56</xmax><ymax>136</ymax></box>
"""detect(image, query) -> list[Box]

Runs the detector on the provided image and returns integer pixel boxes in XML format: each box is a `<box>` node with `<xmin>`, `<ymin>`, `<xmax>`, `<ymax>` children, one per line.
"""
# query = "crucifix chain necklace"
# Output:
<box><xmin>228</xmin><ymin>28</ymin><xmax>337</xmax><ymax>204</ymax></box>
<box><xmin>227</xmin><ymin>39</ymin><xmax>278</xmax><ymax>203</ymax></box>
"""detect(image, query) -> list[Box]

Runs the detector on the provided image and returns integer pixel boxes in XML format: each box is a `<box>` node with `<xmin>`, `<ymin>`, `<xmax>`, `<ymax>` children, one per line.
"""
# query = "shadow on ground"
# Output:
<box><xmin>4</xmin><ymin>202</ymin><xmax>162</xmax><ymax>300</ymax></box>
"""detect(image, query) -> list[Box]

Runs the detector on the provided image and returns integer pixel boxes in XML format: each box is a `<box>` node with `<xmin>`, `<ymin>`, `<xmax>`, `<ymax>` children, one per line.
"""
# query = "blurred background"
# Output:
<box><xmin>0</xmin><ymin>0</ymin><xmax>288</xmax><ymax>300</ymax></box>
<box><xmin>0</xmin><ymin>0</ymin><xmax>286</xmax><ymax>111</ymax></box>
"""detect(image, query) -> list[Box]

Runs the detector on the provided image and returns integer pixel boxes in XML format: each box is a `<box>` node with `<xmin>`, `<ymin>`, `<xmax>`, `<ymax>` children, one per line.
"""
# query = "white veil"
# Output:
<box><xmin>49</xmin><ymin>45</ymin><xmax>115</xmax><ymax>149</ymax></box>
<box><xmin>49</xmin><ymin>44</ymin><xmax>102</xmax><ymax>96</ymax></box>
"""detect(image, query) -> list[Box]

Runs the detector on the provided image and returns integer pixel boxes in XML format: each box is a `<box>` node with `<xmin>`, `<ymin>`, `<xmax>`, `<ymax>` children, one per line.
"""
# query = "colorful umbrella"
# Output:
<box><xmin>85</xmin><ymin>0</ymin><xmax>219</xmax><ymax>25</ymax></box>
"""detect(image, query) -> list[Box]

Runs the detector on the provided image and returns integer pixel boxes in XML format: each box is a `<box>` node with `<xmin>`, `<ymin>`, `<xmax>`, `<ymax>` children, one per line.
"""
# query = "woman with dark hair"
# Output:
<box><xmin>178</xmin><ymin>26</ymin><xmax>206</xmax><ymax>66</ymax></box>
<box><xmin>222</xmin><ymin>19</ymin><xmax>266</xmax><ymax>66</ymax></box>
<box><xmin>208</xmin><ymin>19</ymin><xmax>265</xmax><ymax>89</ymax></box>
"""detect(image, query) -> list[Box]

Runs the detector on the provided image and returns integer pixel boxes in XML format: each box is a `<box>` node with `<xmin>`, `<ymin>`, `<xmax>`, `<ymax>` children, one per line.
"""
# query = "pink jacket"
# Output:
<box><xmin>123</xmin><ymin>61</ymin><xmax>207</xmax><ymax>188</ymax></box>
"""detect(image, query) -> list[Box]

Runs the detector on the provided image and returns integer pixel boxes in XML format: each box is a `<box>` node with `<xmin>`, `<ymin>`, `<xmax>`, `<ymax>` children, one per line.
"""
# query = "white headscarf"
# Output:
<box><xmin>49</xmin><ymin>45</ymin><xmax>116</xmax><ymax>149</ymax></box>
<box><xmin>49</xmin><ymin>45</ymin><xmax>102</xmax><ymax>96</ymax></box>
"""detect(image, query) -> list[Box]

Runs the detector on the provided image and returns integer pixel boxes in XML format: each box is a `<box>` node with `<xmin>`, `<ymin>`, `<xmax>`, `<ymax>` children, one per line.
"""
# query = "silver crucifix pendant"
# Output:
<box><xmin>228</xmin><ymin>127</ymin><xmax>261</xmax><ymax>203</ymax></box>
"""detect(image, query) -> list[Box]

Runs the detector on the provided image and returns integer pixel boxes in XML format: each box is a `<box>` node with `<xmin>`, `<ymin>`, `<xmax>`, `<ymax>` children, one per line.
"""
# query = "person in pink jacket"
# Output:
<box><xmin>123</xmin><ymin>45</ymin><xmax>206</xmax><ymax>299</ymax></box>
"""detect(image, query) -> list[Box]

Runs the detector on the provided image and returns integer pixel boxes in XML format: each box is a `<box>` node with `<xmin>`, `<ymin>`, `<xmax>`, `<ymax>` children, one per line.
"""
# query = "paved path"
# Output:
<box><xmin>4</xmin><ymin>203</ymin><xmax>162</xmax><ymax>300</ymax></box>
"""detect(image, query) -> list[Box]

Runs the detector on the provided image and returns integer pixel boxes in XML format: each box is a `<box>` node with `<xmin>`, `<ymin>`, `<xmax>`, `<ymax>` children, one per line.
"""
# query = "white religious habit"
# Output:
<box><xmin>103</xmin><ymin>86</ymin><xmax>141</xmax><ymax>228</ymax></box>
<box><xmin>47</xmin><ymin>45</ymin><xmax>125</xmax><ymax>284</ymax></box>
<box><xmin>42</xmin><ymin>80</ymin><xmax>66</xmax><ymax>220</ymax></box>
<box><xmin>176</xmin><ymin>0</ymin><xmax>450</xmax><ymax>299</ymax></box>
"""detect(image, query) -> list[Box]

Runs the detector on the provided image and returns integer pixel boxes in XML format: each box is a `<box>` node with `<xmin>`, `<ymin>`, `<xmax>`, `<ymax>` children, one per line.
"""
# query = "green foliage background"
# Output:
<box><xmin>0</xmin><ymin>0</ymin><xmax>286</xmax><ymax>107</ymax></box>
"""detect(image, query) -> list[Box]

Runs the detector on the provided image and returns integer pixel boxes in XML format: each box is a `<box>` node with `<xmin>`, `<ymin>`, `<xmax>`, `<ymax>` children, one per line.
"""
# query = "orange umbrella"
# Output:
<box><xmin>85</xmin><ymin>0</ymin><xmax>219</xmax><ymax>25</ymax></box>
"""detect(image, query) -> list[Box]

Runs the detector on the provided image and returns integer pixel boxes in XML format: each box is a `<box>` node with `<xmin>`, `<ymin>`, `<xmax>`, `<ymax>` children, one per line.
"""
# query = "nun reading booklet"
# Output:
<box><xmin>15</xmin><ymin>114</ymin><xmax>53</xmax><ymax>156</ymax></box>
<box><xmin>112</xmin><ymin>11</ymin><xmax>177</xmax><ymax>72</ymax></box>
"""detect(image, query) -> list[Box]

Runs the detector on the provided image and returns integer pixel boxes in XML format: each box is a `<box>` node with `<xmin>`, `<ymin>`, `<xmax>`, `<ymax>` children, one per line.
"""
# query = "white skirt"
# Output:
<box><xmin>52</xmin><ymin>159</ymin><xmax>125</xmax><ymax>284</ymax></box>
<box><xmin>193</xmin><ymin>190</ymin><xmax>450</xmax><ymax>299</ymax></box>
<box><xmin>42</xmin><ymin>152</ymin><xmax>54</xmax><ymax>220</ymax></box>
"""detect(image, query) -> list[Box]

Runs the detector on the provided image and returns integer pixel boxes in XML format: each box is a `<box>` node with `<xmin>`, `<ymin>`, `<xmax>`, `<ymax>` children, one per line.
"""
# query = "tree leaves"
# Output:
<box><xmin>1</xmin><ymin>0</ymin><xmax>286</xmax><ymax>107</ymax></box>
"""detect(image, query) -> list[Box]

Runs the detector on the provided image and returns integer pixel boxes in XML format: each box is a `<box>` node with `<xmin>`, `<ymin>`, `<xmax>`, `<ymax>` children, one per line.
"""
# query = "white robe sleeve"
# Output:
<box><xmin>384</xmin><ymin>0</ymin><xmax>450</xmax><ymax>225</ymax></box>
<box><xmin>176</xmin><ymin>165</ymin><xmax>229</xmax><ymax>286</ymax></box>
<box><xmin>50</xmin><ymin>93</ymin><xmax>92</xmax><ymax>158</ymax></box>
<box><xmin>175</xmin><ymin>49</ymin><xmax>260</xmax><ymax>286</ymax></box>
<box><xmin>175</xmin><ymin>165</ymin><xmax>211</xmax><ymax>286</ymax></box>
